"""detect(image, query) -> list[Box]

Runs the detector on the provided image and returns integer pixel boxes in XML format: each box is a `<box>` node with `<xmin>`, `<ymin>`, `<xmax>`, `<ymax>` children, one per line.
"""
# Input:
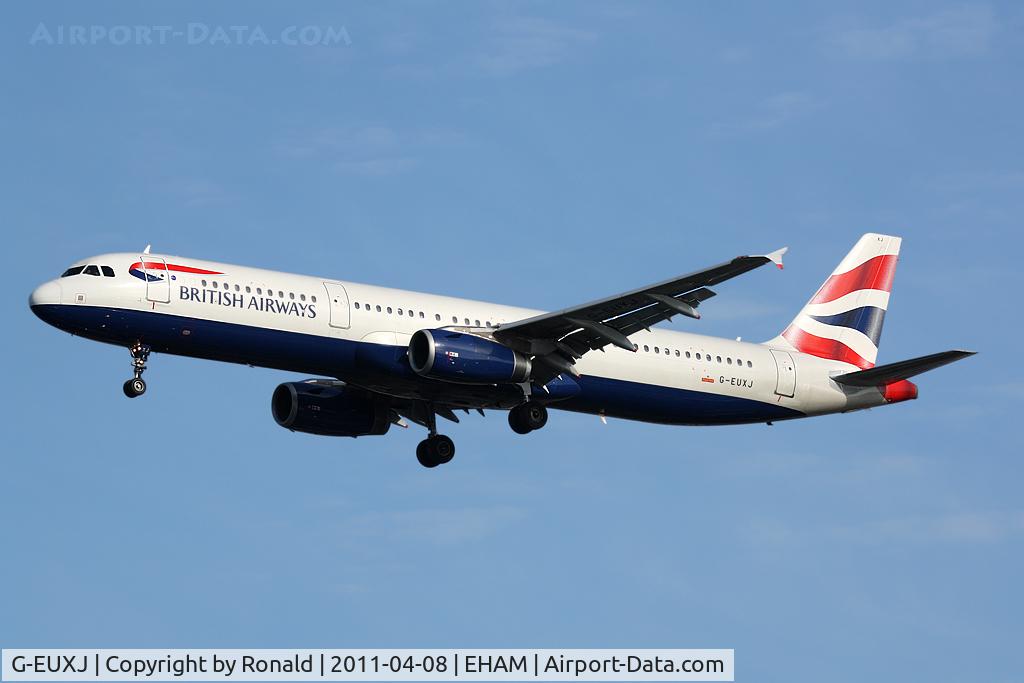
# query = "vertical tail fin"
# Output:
<box><xmin>769</xmin><ymin>233</ymin><xmax>901</xmax><ymax>369</ymax></box>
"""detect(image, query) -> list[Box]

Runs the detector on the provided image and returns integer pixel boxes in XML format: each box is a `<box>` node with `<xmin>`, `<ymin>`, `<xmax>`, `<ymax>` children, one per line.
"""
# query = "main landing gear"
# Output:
<box><xmin>508</xmin><ymin>401</ymin><xmax>548</xmax><ymax>434</ymax></box>
<box><xmin>416</xmin><ymin>408</ymin><xmax>455</xmax><ymax>468</ymax></box>
<box><xmin>416</xmin><ymin>434</ymin><xmax>455</xmax><ymax>469</ymax></box>
<box><xmin>122</xmin><ymin>343</ymin><xmax>150</xmax><ymax>398</ymax></box>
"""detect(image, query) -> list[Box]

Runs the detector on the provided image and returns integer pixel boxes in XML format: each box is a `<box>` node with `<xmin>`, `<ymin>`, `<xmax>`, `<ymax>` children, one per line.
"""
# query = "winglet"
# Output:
<box><xmin>143</xmin><ymin>244</ymin><xmax>152</xmax><ymax>255</ymax></box>
<box><xmin>764</xmin><ymin>246</ymin><xmax>787</xmax><ymax>270</ymax></box>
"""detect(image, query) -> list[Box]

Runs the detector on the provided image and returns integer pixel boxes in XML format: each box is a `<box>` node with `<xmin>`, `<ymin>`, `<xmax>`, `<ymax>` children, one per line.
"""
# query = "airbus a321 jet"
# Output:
<box><xmin>30</xmin><ymin>233</ymin><xmax>973</xmax><ymax>467</ymax></box>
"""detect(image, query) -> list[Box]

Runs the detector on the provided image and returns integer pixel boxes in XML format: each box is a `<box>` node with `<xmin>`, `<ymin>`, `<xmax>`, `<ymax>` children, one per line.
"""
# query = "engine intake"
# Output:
<box><xmin>271</xmin><ymin>382</ymin><xmax>391</xmax><ymax>437</ymax></box>
<box><xmin>409</xmin><ymin>329</ymin><xmax>531</xmax><ymax>384</ymax></box>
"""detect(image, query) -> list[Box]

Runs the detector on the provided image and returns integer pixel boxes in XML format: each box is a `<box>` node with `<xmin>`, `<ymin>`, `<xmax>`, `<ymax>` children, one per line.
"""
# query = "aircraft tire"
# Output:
<box><xmin>123</xmin><ymin>378</ymin><xmax>146</xmax><ymax>398</ymax></box>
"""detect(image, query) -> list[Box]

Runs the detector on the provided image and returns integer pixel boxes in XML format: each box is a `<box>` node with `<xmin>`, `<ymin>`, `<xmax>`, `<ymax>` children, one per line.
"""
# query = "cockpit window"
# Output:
<box><xmin>83</xmin><ymin>265</ymin><xmax>101</xmax><ymax>276</ymax></box>
<box><xmin>101</xmin><ymin>265</ymin><xmax>115</xmax><ymax>277</ymax></box>
<box><xmin>61</xmin><ymin>266</ymin><xmax>85</xmax><ymax>277</ymax></box>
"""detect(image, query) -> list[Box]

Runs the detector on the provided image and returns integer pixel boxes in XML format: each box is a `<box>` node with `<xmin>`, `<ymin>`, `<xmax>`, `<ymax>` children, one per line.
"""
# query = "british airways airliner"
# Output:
<box><xmin>29</xmin><ymin>233</ymin><xmax>972</xmax><ymax>467</ymax></box>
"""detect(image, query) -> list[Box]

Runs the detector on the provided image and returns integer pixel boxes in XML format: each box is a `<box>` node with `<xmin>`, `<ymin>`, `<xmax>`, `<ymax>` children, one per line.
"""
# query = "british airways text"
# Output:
<box><xmin>179</xmin><ymin>286</ymin><xmax>317</xmax><ymax>318</ymax></box>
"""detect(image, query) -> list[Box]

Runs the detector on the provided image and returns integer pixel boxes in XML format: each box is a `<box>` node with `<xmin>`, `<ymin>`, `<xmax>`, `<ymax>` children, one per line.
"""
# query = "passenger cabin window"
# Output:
<box><xmin>61</xmin><ymin>266</ymin><xmax>85</xmax><ymax>277</ymax></box>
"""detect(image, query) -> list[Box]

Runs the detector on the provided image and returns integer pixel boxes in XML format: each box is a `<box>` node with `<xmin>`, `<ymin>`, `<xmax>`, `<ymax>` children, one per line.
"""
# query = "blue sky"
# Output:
<box><xmin>1</xmin><ymin>2</ymin><xmax>1021</xmax><ymax>680</ymax></box>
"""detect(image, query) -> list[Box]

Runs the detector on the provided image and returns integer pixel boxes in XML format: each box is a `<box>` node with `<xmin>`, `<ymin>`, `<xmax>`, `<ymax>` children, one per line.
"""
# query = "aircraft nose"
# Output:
<box><xmin>29</xmin><ymin>280</ymin><xmax>61</xmax><ymax>308</ymax></box>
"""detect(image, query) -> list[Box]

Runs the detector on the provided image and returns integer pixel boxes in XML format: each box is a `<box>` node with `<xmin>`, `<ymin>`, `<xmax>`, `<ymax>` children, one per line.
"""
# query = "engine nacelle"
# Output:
<box><xmin>271</xmin><ymin>382</ymin><xmax>391</xmax><ymax>437</ymax></box>
<box><xmin>408</xmin><ymin>329</ymin><xmax>531</xmax><ymax>384</ymax></box>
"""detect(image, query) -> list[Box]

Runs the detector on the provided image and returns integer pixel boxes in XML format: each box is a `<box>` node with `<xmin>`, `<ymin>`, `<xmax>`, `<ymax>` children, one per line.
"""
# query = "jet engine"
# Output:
<box><xmin>271</xmin><ymin>381</ymin><xmax>391</xmax><ymax>437</ymax></box>
<box><xmin>408</xmin><ymin>329</ymin><xmax>531</xmax><ymax>384</ymax></box>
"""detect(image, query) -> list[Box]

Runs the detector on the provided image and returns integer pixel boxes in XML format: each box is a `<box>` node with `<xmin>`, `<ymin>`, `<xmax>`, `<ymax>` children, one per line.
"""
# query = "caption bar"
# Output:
<box><xmin>2</xmin><ymin>650</ymin><xmax>733</xmax><ymax>682</ymax></box>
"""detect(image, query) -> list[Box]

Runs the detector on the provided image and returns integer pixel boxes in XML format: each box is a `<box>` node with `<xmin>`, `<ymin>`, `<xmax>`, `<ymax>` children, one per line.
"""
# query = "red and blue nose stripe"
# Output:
<box><xmin>129</xmin><ymin>261</ymin><xmax>223</xmax><ymax>282</ymax></box>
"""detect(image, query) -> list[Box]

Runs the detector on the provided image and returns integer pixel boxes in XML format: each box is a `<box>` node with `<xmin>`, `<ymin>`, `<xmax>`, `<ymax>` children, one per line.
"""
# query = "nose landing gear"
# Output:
<box><xmin>122</xmin><ymin>343</ymin><xmax>150</xmax><ymax>398</ymax></box>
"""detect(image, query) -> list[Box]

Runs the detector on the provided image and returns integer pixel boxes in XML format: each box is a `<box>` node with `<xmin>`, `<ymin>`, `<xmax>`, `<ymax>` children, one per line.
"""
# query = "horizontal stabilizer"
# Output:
<box><xmin>832</xmin><ymin>349</ymin><xmax>976</xmax><ymax>387</ymax></box>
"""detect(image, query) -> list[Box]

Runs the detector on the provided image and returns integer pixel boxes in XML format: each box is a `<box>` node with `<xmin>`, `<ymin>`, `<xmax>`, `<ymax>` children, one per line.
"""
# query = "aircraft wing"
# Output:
<box><xmin>493</xmin><ymin>247</ymin><xmax>786</xmax><ymax>380</ymax></box>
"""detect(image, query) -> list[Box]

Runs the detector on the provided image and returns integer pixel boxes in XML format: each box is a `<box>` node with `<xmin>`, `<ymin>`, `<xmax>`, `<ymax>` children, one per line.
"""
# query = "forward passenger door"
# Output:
<box><xmin>143</xmin><ymin>257</ymin><xmax>171</xmax><ymax>304</ymax></box>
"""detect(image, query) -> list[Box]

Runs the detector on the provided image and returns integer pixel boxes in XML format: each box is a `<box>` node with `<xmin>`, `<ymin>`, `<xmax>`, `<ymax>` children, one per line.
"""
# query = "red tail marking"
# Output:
<box><xmin>783</xmin><ymin>326</ymin><xmax>873</xmax><ymax>369</ymax></box>
<box><xmin>809</xmin><ymin>254</ymin><xmax>897</xmax><ymax>305</ymax></box>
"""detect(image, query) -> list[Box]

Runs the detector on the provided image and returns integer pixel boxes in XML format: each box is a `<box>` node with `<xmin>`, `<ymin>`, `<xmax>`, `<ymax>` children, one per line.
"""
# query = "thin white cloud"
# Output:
<box><xmin>275</xmin><ymin>125</ymin><xmax>460</xmax><ymax>177</ymax></box>
<box><xmin>335</xmin><ymin>157</ymin><xmax>418</xmax><ymax>177</ymax></box>
<box><xmin>829</xmin><ymin>5</ymin><xmax>996</xmax><ymax>60</ymax></box>
<box><xmin>700</xmin><ymin>297</ymin><xmax>787</xmax><ymax>322</ymax></box>
<box><xmin>337</xmin><ymin>506</ymin><xmax>527</xmax><ymax>546</ymax></box>
<box><xmin>275</xmin><ymin>125</ymin><xmax>400</xmax><ymax>159</ymax></box>
<box><xmin>930</xmin><ymin>170</ymin><xmax>1024</xmax><ymax>193</ymax></box>
<box><xmin>741</xmin><ymin>510</ymin><xmax>1024</xmax><ymax>549</ymax></box>
<box><xmin>160</xmin><ymin>177</ymin><xmax>233</xmax><ymax>207</ymax></box>
<box><xmin>711</xmin><ymin>91</ymin><xmax>822</xmax><ymax>135</ymax></box>
<box><xmin>475</xmin><ymin>17</ymin><xmax>598</xmax><ymax>77</ymax></box>
<box><xmin>989</xmin><ymin>381</ymin><xmax>1024</xmax><ymax>399</ymax></box>
<box><xmin>719</xmin><ymin>45</ymin><xmax>753</xmax><ymax>63</ymax></box>
<box><xmin>723</xmin><ymin>450</ymin><xmax>928</xmax><ymax>485</ymax></box>
<box><xmin>851</xmin><ymin>511</ymin><xmax>1024</xmax><ymax>544</ymax></box>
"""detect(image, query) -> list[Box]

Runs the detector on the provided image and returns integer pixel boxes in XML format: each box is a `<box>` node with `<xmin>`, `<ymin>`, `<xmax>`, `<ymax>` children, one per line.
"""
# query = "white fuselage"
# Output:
<box><xmin>29</xmin><ymin>252</ymin><xmax>892</xmax><ymax>425</ymax></box>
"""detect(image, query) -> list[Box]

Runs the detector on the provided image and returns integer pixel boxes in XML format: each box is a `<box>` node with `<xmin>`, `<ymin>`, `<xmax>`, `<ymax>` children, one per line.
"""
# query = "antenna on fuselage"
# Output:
<box><xmin>143</xmin><ymin>244</ymin><xmax>151</xmax><ymax>254</ymax></box>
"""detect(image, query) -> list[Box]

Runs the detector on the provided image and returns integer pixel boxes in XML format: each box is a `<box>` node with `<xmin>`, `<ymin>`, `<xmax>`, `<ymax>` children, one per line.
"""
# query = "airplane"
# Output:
<box><xmin>29</xmin><ymin>233</ymin><xmax>974</xmax><ymax>468</ymax></box>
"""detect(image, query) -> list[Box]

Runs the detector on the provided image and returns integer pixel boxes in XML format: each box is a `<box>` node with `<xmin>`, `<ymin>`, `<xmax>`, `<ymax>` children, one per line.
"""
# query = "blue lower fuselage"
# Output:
<box><xmin>31</xmin><ymin>303</ymin><xmax>803</xmax><ymax>426</ymax></box>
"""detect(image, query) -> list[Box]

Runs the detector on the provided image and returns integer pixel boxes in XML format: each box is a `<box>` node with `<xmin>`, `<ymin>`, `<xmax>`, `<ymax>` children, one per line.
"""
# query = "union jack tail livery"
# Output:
<box><xmin>773</xmin><ymin>233</ymin><xmax>901</xmax><ymax>369</ymax></box>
